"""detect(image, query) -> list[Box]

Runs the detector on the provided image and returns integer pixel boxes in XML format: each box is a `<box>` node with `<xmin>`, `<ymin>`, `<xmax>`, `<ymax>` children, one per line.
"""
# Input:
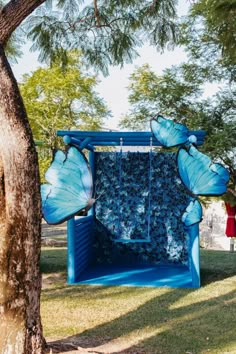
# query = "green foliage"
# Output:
<box><xmin>24</xmin><ymin>0</ymin><xmax>179</xmax><ymax>75</ymax></box>
<box><xmin>191</xmin><ymin>0</ymin><xmax>236</xmax><ymax>65</ymax></box>
<box><xmin>37</xmin><ymin>154</ymin><xmax>52</xmax><ymax>183</ymax></box>
<box><xmin>20</xmin><ymin>51</ymin><xmax>110</xmax><ymax>180</ymax></box>
<box><xmin>4</xmin><ymin>32</ymin><xmax>24</xmax><ymax>63</ymax></box>
<box><xmin>119</xmin><ymin>0</ymin><xmax>236</xmax><ymax>205</ymax></box>
<box><xmin>179</xmin><ymin>1</ymin><xmax>236</xmax><ymax>85</ymax></box>
<box><xmin>121</xmin><ymin>64</ymin><xmax>236</xmax><ymax>203</ymax></box>
<box><xmin>120</xmin><ymin>63</ymin><xmax>203</xmax><ymax>130</ymax></box>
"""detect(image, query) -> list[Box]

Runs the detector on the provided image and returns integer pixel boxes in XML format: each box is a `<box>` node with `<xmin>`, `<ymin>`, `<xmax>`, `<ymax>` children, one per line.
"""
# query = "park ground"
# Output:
<box><xmin>41</xmin><ymin>224</ymin><xmax>236</xmax><ymax>354</ymax></box>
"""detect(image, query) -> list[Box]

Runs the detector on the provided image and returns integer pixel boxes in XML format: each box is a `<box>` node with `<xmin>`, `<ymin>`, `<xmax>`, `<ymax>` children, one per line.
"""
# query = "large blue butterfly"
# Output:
<box><xmin>182</xmin><ymin>199</ymin><xmax>203</xmax><ymax>227</ymax></box>
<box><xmin>177</xmin><ymin>145</ymin><xmax>230</xmax><ymax>196</ymax></box>
<box><xmin>41</xmin><ymin>146</ymin><xmax>94</xmax><ymax>225</ymax></box>
<box><xmin>150</xmin><ymin>115</ymin><xmax>190</xmax><ymax>147</ymax></box>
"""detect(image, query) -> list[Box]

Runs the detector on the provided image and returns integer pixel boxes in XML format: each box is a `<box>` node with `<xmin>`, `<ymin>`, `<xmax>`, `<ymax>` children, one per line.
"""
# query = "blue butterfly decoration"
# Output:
<box><xmin>150</xmin><ymin>115</ymin><xmax>190</xmax><ymax>147</ymax></box>
<box><xmin>151</xmin><ymin>114</ymin><xmax>230</xmax><ymax>226</ymax></box>
<box><xmin>182</xmin><ymin>199</ymin><xmax>202</xmax><ymax>227</ymax></box>
<box><xmin>177</xmin><ymin>145</ymin><xmax>230</xmax><ymax>196</ymax></box>
<box><xmin>41</xmin><ymin>146</ymin><xmax>94</xmax><ymax>225</ymax></box>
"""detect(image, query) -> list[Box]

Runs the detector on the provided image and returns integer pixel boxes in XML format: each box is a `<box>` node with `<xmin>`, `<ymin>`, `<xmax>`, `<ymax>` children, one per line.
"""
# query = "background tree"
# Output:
<box><xmin>120</xmin><ymin>63</ymin><xmax>203</xmax><ymax>130</ymax></box>
<box><xmin>26</xmin><ymin>0</ymin><xmax>178</xmax><ymax>74</ymax></box>
<box><xmin>0</xmin><ymin>0</ymin><xmax>179</xmax><ymax>352</ymax></box>
<box><xmin>188</xmin><ymin>0</ymin><xmax>236</xmax><ymax>66</ymax></box>
<box><xmin>181</xmin><ymin>0</ymin><xmax>236</xmax><ymax>203</ymax></box>
<box><xmin>20</xmin><ymin>51</ymin><xmax>110</xmax><ymax>179</ymax></box>
<box><xmin>120</xmin><ymin>1</ymin><xmax>236</xmax><ymax>203</ymax></box>
<box><xmin>120</xmin><ymin>66</ymin><xmax>236</xmax><ymax>202</ymax></box>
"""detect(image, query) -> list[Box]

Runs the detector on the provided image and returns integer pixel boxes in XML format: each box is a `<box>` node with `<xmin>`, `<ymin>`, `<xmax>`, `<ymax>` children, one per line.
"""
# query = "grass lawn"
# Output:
<box><xmin>41</xmin><ymin>247</ymin><xmax>236</xmax><ymax>354</ymax></box>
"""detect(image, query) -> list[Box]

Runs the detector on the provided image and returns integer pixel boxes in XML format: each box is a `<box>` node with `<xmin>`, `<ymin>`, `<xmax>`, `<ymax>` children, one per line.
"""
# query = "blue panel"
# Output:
<box><xmin>188</xmin><ymin>224</ymin><xmax>200</xmax><ymax>288</ymax></box>
<box><xmin>67</xmin><ymin>215</ymin><xmax>94</xmax><ymax>284</ymax></box>
<box><xmin>177</xmin><ymin>145</ymin><xmax>230</xmax><ymax>196</ymax></box>
<box><xmin>76</xmin><ymin>264</ymin><xmax>193</xmax><ymax>288</ymax></box>
<box><xmin>41</xmin><ymin>147</ymin><xmax>94</xmax><ymax>224</ymax></box>
<box><xmin>151</xmin><ymin>115</ymin><xmax>189</xmax><ymax>147</ymax></box>
<box><xmin>67</xmin><ymin>218</ymin><xmax>76</xmax><ymax>284</ymax></box>
<box><xmin>74</xmin><ymin>240</ymin><xmax>92</xmax><ymax>255</ymax></box>
<box><xmin>75</xmin><ymin>223</ymin><xmax>91</xmax><ymax>234</ymax></box>
<box><xmin>75</xmin><ymin>215</ymin><xmax>94</xmax><ymax>225</ymax></box>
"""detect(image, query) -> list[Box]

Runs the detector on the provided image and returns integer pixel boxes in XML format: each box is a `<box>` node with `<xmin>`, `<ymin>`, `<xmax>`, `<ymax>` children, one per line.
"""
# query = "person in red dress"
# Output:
<box><xmin>225</xmin><ymin>203</ymin><xmax>236</xmax><ymax>237</ymax></box>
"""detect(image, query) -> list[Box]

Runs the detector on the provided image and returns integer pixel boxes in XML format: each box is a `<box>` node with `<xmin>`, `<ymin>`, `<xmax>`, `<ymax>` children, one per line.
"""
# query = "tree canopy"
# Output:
<box><xmin>20</xmin><ymin>51</ymin><xmax>110</xmax><ymax>149</ymax></box>
<box><xmin>20</xmin><ymin>50</ymin><xmax>110</xmax><ymax>179</ymax></box>
<box><xmin>24</xmin><ymin>0</ymin><xmax>179</xmax><ymax>74</ymax></box>
<box><xmin>189</xmin><ymin>0</ymin><xmax>236</xmax><ymax>65</ymax></box>
<box><xmin>120</xmin><ymin>1</ymin><xmax>236</xmax><ymax>204</ymax></box>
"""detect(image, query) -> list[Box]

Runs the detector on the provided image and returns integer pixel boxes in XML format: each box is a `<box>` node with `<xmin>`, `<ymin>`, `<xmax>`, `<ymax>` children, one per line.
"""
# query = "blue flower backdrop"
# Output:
<box><xmin>94</xmin><ymin>151</ymin><xmax>192</xmax><ymax>266</ymax></box>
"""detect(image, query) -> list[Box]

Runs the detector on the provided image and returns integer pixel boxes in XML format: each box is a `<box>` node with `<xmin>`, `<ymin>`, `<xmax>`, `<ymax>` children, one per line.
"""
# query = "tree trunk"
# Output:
<box><xmin>0</xmin><ymin>45</ymin><xmax>44</xmax><ymax>353</ymax></box>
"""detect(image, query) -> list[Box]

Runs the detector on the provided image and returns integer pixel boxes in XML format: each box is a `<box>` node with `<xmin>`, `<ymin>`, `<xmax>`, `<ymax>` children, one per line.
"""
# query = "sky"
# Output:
<box><xmin>96</xmin><ymin>45</ymin><xmax>189</xmax><ymax>129</ymax></box>
<box><xmin>12</xmin><ymin>42</ymin><xmax>192</xmax><ymax>130</ymax></box>
<box><xmin>11</xmin><ymin>0</ymin><xmax>219</xmax><ymax>130</ymax></box>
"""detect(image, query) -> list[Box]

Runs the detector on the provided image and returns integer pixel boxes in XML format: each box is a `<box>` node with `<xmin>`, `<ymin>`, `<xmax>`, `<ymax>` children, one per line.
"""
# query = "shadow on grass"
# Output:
<box><xmin>46</xmin><ymin>287</ymin><xmax>236</xmax><ymax>354</ymax></box>
<box><xmin>41</xmin><ymin>248</ymin><xmax>236</xmax><ymax>353</ymax></box>
<box><xmin>200</xmin><ymin>249</ymin><xmax>236</xmax><ymax>285</ymax></box>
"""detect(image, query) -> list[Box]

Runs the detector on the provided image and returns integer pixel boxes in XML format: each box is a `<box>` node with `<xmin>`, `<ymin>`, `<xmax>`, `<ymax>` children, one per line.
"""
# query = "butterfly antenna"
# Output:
<box><xmin>93</xmin><ymin>181</ymin><xmax>104</xmax><ymax>201</ymax></box>
<box><xmin>93</xmin><ymin>181</ymin><xmax>99</xmax><ymax>199</ymax></box>
<box><xmin>95</xmin><ymin>190</ymin><xmax>105</xmax><ymax>201</ymax></box>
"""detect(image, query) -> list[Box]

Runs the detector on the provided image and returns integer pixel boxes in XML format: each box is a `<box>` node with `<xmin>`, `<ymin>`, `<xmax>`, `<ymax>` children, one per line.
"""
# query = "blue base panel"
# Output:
<box><xmin>72</xmin><ymin>264</ymin><xmax>193</xmax><ymax>288</ymax></box>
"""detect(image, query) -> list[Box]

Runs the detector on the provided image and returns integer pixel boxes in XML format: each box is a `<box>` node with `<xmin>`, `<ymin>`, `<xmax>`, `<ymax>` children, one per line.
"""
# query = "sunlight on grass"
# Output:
<box><xmin>169</xmin><ymin>276</ymin><xmax>236</xmax><ymax>310</ymax></box>
<box><xmin>92</xmin><ymin>309</ymin><xmax>216</xmax><ymax>353</ymax></box>
<box><xmin>169</xmin><ymin>250</ymin><xmax>236</xmax><ymax>310</ymax></box>
<box><xmin>41</xmin><ymin>247</ymin><xmax>236</xmax><ymax>354</ymax></box>
<box><xmin>42</xmin><ymin>285</ymin><xmax>171</xmax><ymax>338</ymax></box>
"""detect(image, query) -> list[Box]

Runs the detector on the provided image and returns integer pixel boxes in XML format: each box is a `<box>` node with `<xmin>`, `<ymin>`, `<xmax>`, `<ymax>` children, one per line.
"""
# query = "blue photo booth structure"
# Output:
<box><xmin>57</xmin><ymin>129</ymin><xmax>206</xmax><ymax>288</ymax></box>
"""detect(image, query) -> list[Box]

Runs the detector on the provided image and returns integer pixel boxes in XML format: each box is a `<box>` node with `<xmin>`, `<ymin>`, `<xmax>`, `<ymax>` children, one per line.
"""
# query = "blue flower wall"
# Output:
<box><xmin>94</xmin><ymin>152</ymin><xmax>192</xmax><ymax>266</ymax></box>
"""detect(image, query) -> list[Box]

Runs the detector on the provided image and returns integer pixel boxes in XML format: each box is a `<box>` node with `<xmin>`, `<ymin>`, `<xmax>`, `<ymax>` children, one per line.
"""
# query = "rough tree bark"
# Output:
<box><xmin>0</xmin><ymin>1</ymin><xmax>47</xmax><ymax>351</ymax></box>
<box><xmin>0</xmin><ymin>0</ymin><xmax>45</xmax><ymax>45</ymax></box>
<box><xmin>0</xmin><ymin>44</ymin><xmax>44</xmax><ymax>353</ymax></box>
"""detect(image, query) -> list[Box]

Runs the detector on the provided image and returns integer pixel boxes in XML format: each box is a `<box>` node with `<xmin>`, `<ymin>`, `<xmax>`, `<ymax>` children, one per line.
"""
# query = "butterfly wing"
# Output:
<box><xmin>41</xmin><ymin>147</ymin><xmax>93</xmax><ymax>224</ymax></box>
<box><xmin>177</xmin><ymin>145</ymin><xmax>230</xmax><ymax>196</ymax></box>
<box><xmin>182</xmin><ymin>199</ymin><xmax>202</xmax><ymax>227</ymax></box>
<box><xmin>151</xmin><ymin>115</ymin><xmax>189</xmax><ymax>147</ymax></box>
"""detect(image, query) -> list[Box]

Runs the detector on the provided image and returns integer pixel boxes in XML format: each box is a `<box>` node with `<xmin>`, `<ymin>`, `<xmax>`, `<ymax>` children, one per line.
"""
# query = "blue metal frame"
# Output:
<box><xmin>60</xmin><ymin>130</ymin><xmax>204</xmax><ymax>288</ymax></box>
<box><xmin>59</xmin><ymin>130</ymin><xmax>206</xmax><ymax>147</ymax></box>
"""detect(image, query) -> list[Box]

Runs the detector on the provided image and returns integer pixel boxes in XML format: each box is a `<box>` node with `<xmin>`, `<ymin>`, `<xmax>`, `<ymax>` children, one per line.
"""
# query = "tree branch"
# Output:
<box><xmin>0</xmin><ymin>0</ymin><xmax>46</xmax><ymax>45</ymax></box>
<box><xmin>93</xmin><ymin>0</ymin><xmax>101</xmax><ymax>27</ymax></box>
